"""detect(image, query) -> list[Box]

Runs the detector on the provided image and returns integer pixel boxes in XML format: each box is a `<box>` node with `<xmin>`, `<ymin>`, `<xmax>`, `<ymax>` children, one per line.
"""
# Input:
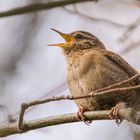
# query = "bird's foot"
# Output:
<box><xmin>109</xmin><ymin>102</ymin><xmax>127</xmax><ymax>125</ymax></box>
<box><xmin>77</xmin><ymin>105</ymin><xmax>92</xmax><ymax>125</ymax></box>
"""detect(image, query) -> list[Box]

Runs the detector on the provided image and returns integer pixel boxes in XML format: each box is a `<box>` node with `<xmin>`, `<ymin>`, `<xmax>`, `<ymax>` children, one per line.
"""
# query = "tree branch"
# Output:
<box><xmin>63</xmin><ymin>7</ymin><xmax>126</xmax><ymax>28</ymax></box>
<box><xmin>0</xmin><ymin>108</ymin><xmax>140</xmax><ymax>137</ymax></box>
<box><xmin>17</xmin><ymin>74</ymin><xmax>140</xmax><ymax>130</ymax></box>
<box><xmin>0</xmin><ymin>0</ymin><xmax>96</xmax><ymax>18</ymax></box>
<box><xmin>119</xmin><ymin>17</ymin><xmax>140</xmax><ymax>43</ymax></box>
<box><xmin>0</xmin><ymin>74</ymin><xmax>140</xmax><ymax>137</ymax></box>
<box><xmin>120</xmin><ymin>40</ymin><xmax>140</xmax><ymax>54</ymax></box>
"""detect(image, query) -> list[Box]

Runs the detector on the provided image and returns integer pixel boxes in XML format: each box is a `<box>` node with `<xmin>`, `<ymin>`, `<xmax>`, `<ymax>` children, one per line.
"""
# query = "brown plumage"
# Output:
<box><xmin>50</xmin><ymin>29</ymin><xmax>140</xmax><ymax>124</ymax></box>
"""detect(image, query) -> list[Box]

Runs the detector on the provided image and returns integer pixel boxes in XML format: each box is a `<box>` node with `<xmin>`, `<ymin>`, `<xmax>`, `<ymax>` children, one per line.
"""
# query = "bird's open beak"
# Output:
<box><xmin>48</xmin><ymin>28</ymin><xmax>75</xmax><ymax>48</ymax></box>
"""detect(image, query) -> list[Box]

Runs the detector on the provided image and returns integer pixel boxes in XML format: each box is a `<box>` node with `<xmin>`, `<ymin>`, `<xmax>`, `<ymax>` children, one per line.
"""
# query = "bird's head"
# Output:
<box><xmin>49</xmin><ymin>28</ymin><xmax>105</xmax><ymax>54</ymax></box>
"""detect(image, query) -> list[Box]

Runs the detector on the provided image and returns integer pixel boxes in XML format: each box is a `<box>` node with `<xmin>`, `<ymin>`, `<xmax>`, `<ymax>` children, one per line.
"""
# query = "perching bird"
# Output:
<box><xmin>49</xmin><ymin>29</ymin><xmax>140</xmax><ymax>124</ymax></box>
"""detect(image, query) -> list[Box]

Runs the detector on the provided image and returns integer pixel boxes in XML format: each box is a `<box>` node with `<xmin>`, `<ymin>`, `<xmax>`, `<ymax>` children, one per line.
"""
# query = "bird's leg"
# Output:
<box><xmin>109</xmin><ymin>101</ymin><xmax>128</xmax><ymax>125</ymax></box>
<box><xmin>77</xmin><ymin>104</ymin><xmax>92</xmax><ymax>125</ymax></box>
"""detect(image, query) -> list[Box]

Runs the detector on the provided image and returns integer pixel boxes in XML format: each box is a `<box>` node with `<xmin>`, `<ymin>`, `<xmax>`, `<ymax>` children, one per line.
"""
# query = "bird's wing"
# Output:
<box><xmin>100</xmin><ymin>50</ymin><xmax>138</xmax><ymax>77</ymax></box>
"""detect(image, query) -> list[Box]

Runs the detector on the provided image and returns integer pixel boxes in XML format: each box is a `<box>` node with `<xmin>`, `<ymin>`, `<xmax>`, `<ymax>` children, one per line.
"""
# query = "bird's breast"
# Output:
<box><xmin>67</xmin><ymin>51</ymin><xmax>98</xmax><ymax>96</ymax></box>
<box><xmin>65</xmin><ymin>50</ymin><xmax>136</xmax><ymax>110</ymax></box>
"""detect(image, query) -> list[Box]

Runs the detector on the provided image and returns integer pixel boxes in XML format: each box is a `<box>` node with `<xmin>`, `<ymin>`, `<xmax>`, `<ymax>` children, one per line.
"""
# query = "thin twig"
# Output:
<box><xmin>0</xmin><ymin>108</ymin><xmax>140</xmax><ymax>137</ymax></box>
<box><xmin>9</xmin><ymin>83</ymin><xmax>67</xmax><ymax>123</ymax></box>
<box><xmin>118</xmin><ymin>17</ymin><xmax>140</xmax><ymax>54</ymax></box>
<box><xmin>120</xmin><ymin>40</ymin><xmax>140</xmax><ymax>54</ymax></box>
<box><xmin>94</xmin><ymin>73</ymin><xmax>140</xmax><ymax>93</ymax></box>
<box><xmin>119</xmin><ymin>17</ymin><xmax>140</xmax><ymax>43</ymax></box>
<box><xmin>63</xmin><ymin>7</ymin><xmax>127</xmax><ymax>28</ymax></box>
<box><xmin>0</xmin><ymin>0</ymin><xmax>95</xmax><ymax>18</ymax></box>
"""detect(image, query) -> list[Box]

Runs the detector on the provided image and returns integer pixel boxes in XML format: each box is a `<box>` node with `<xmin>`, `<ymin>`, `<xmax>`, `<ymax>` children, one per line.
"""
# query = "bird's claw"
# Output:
<box><xmin>109</xmin><ymin>102</ymin><xmax>127</xmax><ymax>125</ymax></box>
<box><xmin>77</xmin><ymin>105</ymin><xmax>92</xmax><ymax>125</ymax></box>
<box><xmin>109</xmin><ymin>106</ymin><xmax>122</xmax><ymax>125</ymax></box>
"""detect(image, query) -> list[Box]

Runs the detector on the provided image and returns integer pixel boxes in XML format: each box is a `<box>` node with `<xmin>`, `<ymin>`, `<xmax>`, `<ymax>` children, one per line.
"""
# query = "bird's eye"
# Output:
<box><xmin>75</xmin><ymin>34</ymin><xmax>84</xmax><ymax>39</ymax></box>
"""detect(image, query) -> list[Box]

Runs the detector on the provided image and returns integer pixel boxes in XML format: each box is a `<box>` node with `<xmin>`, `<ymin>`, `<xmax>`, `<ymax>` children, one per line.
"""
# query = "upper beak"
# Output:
<box><xmin>48</xmin><ymin>28</ymin><xmax>75</xmax><ymax>48</ymax></box>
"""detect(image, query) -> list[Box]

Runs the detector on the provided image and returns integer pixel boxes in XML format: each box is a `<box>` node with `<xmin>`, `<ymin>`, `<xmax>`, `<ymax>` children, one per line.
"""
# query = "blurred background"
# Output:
<box><xmin>0</xmin><ymin>0</ymin><xmax>140</xmax><ymax>139</ymax></box>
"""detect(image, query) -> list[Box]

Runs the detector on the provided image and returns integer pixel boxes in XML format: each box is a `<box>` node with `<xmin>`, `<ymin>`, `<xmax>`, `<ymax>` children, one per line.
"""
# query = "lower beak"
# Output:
<box><xmin>48</xmin><ymin>28</ymin><xmax>75</xmax><ymax>48</ymax></box>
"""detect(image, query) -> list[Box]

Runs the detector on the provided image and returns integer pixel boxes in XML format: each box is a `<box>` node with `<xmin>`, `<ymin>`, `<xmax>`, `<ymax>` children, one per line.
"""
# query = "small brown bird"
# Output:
<box><xmin>49</xmin><ymin>29</ymin><xmax>140</xmax><ymax>124</ymax></box>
